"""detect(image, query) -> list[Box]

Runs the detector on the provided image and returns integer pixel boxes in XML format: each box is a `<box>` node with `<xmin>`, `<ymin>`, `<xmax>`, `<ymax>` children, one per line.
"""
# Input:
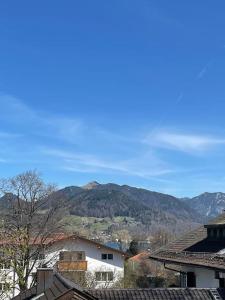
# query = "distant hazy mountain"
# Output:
<box><xmin>184</xmin><ymin>192</ymin><xmax>225</xmax><ymax>218</ymax></box>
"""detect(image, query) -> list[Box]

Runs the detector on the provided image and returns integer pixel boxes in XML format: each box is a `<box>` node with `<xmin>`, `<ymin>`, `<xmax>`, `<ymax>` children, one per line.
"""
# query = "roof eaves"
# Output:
<box><xmin>149</xmin><ymin>254</ymin><xmax>225</xmax><ymax>272</ymax></box>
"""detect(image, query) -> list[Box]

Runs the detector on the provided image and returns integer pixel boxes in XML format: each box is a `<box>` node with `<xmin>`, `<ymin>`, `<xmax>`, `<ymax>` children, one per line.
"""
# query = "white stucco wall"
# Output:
<box><xmin>45</xmin><ymin>238</ymin><xmax>125</xmax><ymax>287</ymax></box>
<box><xmin>181</xmin><ymin>266</ymin><xmax>220</xmax><ymax>288</ymax></box>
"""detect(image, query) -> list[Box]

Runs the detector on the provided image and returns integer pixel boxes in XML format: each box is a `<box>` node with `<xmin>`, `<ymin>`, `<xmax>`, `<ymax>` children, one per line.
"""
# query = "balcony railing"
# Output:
<box><xmin>57</xmin><ymin>260</ymin><xmax>87</xmax><ymax>272</ymax></box>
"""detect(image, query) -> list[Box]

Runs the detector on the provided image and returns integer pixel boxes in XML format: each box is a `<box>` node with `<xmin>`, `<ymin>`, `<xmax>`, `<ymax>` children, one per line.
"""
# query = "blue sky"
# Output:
<box><xmin>1</xmin><ymin>1</ymin><xmax>225</xmax><ymax>197</ymax></box>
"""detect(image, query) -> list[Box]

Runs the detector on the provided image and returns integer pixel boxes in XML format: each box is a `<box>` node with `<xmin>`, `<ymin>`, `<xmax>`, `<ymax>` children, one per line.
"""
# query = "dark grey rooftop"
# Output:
<box><xmin>90</xmin><ymin>288</ymin><xmax>224</xmax><ymax>300</ymax></box>
<box><xmin>12</xmin><ymin>273</ymin><xmax>96</xmax><ymax>300</ymax></box>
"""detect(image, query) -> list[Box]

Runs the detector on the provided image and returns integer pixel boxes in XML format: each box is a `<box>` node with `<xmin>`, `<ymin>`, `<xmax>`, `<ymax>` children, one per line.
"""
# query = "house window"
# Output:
<box><xmin>77</xmin><ymin>253</ymin><xmax>83</xmax><ymax>260</ymax></box>
<box><xmin>223</xmin><ymin>229</ymin><xmax>225</xmax><ymax>238</ymax></box>
<box><xmin>208</xmin><ymin>227</ymin><xmax>225</xmax><ymax>240</ymax></box>
<box><xmin>219</xmin><ymin>278</ymin><xmax>225</xmax><ymax>288</ymax></box>
<box><xmin>60</xmin><ymin>251</ymin><xmax>85</xmax><ymax>261</ymax></box>
<box><xmin>95</xmin><ymin>272</ymin><xmax>101</xmax><ymax>281</ymax></box>
<box><xmin>95</xmin><ymin>272</ymin><xmax>114</xmax><ymax>282</ymax></box>
<box><xmin>207</xmin><ymin>229</ymin><xmax>212</xmax><ymax>238</ymax></box>
<box><xmin>101</xmin><ymin>253</ymin><xmax>113</xmax><ymax>260</ymax></box>
<box><xmin>187</xmin><ymin>272</ymin><xmax>196</xmax><ymax>288</ymax></box>
<box><xmin>217</xmin><ymin>229</ymin><xmax>220</xmax><ymax>239</ymax></box>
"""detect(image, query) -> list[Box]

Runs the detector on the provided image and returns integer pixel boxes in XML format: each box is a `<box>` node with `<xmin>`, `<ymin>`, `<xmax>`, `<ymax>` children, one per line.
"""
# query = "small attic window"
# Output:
<box><xmin>208</xmin><ymin>229</ymin><xmax>213</xmax><ymax>238</ymax></box>
<box><xmin>207</xmin><ymin>227</ymin><xmax>225</xmax><ymax>240</ymax></box>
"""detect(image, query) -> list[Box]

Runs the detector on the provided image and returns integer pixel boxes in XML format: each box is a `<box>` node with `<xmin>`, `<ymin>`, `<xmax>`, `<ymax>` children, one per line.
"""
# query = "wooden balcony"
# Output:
<box><xmin>57</xmin><ymin>261</ymin><xmax>87</xmax><ymax>272</ymax></box>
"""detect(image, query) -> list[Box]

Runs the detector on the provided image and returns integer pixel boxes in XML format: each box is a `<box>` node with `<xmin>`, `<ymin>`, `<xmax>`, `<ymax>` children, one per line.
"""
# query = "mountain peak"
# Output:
<box><xmin>82</xmin><ymin>181</ymin><xmax>100</xmax><ymax>190</ymax></box>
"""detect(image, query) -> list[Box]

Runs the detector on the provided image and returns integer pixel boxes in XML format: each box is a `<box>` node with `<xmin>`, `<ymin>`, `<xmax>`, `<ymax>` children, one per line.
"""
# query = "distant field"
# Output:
<box><xmin>60</xmin><ymin>215</ymin><xmax>141</xmax><ymax>241</ymax></box>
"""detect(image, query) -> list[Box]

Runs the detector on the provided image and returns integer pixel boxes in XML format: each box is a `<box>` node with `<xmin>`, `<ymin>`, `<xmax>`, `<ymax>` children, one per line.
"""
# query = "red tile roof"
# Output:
<box><xmin>129</xmin><ymin>252</ymin><xmax>150</xmax><ymax>263</ymax></box>
<box><xmin>0</xmin><ymin>233</ymin><xmax>127</xmax><ymax>256</ymax></box>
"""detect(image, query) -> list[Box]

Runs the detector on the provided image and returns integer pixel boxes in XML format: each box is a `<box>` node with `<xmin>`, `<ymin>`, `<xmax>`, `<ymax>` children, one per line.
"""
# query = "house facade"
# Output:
<box><xmin>0</xmin><ymin>234</ymin><xmax>126</xmax><ymax>299</ymax></box>
<box><xmin>150</xmin><ymin>212</ymin><xmax>225</xmax><ymax>288</ymax></box>
<box><xmin>45</xmin><ymin>235</ymin><xmax>126</xmax><ymax>287</ymax></box>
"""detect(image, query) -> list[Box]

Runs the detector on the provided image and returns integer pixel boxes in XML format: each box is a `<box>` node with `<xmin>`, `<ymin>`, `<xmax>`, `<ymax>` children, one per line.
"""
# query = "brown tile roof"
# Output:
<box><xmin>149</xmin><ymin>213</ymin><xmax>225</xmax><ymax>270</ymax></box>
<box><xmin>163</xmin><ymin>212</ymin><xmax>225</xmax><ymax>253</ymax></box>
<box><xmin>90</xmin><ymin>288</ymin><xmax>224</xmax><ymax>300</ymax></box>
<box><xmin>163</xmin><ymin>226</ymin><xmax>207</xmax><ymax>253</ymax></box>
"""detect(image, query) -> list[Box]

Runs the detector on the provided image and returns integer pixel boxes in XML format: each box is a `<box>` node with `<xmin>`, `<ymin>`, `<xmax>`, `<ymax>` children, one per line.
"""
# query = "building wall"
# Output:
<box><xmin>181</xmin><ymin>266</ymin><xmax>220</xmax><ymax>288</ymax></box>
<box><xmin>45</xmin><ymin>238</ymin><xmax>125</xmax><ymax>287</ymax></box>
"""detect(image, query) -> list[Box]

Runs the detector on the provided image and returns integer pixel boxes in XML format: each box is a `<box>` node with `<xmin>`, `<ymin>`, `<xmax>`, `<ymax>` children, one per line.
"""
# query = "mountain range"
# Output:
<box><xmin>1</xmin><ymin>181</ymin><xmax>225</xmax><ymax>235</ymax></box>
<box><xmin>182</xmin><ymin>192</ymin><xmax>225</xmax><ymax>218</ymax></box>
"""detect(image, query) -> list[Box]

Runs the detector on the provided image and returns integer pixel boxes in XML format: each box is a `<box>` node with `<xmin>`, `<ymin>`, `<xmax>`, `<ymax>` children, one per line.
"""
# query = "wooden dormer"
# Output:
<box><xmin>204</xmin><ymin>213</ymin><xmax>225</xmax><ymax>240</ymax></box>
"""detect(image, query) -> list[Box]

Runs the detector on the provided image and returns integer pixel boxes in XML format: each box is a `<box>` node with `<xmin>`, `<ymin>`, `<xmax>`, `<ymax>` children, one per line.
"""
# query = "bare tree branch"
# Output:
<box><xmin>0</xmin><ymin>170</ymin><xmax>64</xmax><ymax>294</ymax></box>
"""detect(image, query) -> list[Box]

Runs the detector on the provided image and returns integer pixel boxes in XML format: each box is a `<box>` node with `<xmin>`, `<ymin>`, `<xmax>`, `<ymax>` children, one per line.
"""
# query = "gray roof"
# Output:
<box><xmin>11</xmin><ymin>271</ymin><xmax>225</xmax><ymax>300</ymax></box>
<box><xmin>90</xmin><ymin>288</ymin><xmax>225</xmax><ymax>300</ymax></box>
<box><xmin>12</xmin><ymin>273</ymin><xmax>96</xmax><ymax>300</ymax></box>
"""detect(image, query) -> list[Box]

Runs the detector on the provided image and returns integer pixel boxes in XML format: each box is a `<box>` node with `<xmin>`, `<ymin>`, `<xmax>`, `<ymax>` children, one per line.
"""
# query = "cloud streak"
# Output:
<box><xmin>196</xmin><ymin>61</ymin><xmax>212</xmax><ymax>80</ymax></box>
<box><xmin>144</xmin><ymin>130</ymin><xmax>225</xmax><ymax>153</ymax></box>
<box><xmin>0</xmin><ymin>94</ymin><xmax>83</xmax><ymax>143</ymax></box>
<box><xmin>41</xmin><ymin>147</ymin><xmax>173</xmax><ymax>179</ymax></box>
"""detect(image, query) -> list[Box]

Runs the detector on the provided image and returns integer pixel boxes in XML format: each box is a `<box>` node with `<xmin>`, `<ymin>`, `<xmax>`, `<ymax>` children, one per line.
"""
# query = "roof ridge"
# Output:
<box><xmin>55</xmin><ymin>273</ymin><xmax>84</xmax><ymax>292</ymax></box>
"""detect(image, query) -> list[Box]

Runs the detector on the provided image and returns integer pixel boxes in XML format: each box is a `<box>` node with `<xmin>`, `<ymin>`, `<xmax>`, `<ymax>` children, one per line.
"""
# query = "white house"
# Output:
<box><xmin>0</xmin><ymin>234</ymin><xmax>127</xmax><ymax>299</ymax></box>
<box><xmin>44</xmin><ymin>234</ymin><xmax>126</xmax><ymax>287</ymax></box>
<box><xmin>150</xmin><ymin>212</ymin><xmax>225</xmax><ymax>288</ymax></box>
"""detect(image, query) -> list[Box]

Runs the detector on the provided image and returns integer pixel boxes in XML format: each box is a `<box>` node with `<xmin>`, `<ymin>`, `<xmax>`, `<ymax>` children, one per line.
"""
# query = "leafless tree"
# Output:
<box><xmin>150</xmin><ymin>228</ymin><xmax>174</xmax><ymax>251</ymax></box>
<box><xmin>0</xmin><ymin>170</ymin><xmax>64</xmax><ymax>295</ymax></box>
<box><xmin>77</xmin><ymin>268</ymin><xmax>122</xmax><ymax>289</ymax></box>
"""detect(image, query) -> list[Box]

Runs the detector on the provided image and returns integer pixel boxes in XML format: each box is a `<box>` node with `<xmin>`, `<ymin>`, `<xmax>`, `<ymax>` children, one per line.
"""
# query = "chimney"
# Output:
<box><xmin>36</xmin><ymin>268</ymin><xmax>53</xmax><ymax>295</ymax></box>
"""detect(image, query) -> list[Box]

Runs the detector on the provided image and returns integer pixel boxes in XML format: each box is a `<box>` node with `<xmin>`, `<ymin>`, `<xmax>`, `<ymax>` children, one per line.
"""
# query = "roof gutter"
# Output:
<box><xmin>163</xmin><ymin>262</ymin><xmax>186</xmax><ymax>275</ymax></box>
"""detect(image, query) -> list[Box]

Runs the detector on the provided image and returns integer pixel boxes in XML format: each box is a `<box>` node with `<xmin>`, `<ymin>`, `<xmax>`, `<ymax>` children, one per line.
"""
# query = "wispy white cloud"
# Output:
<box><xmin>196</xmin><ymin>61</ymin><xmax>212</xmax><ymax>80</ymax></box>
<box><xmin>0</xmin><ymin>94</ymin><xmax>83</xmax><ymax>143</ymax></box>
<box><xmin>41</xmin><ymin>147</ymin><xmax>173</xmax><ymax>179</ymax></box>
<box><xmin>144</xmin><ymin>130</ymin><xmax>225</xmax><ymax>153</ymax></box>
